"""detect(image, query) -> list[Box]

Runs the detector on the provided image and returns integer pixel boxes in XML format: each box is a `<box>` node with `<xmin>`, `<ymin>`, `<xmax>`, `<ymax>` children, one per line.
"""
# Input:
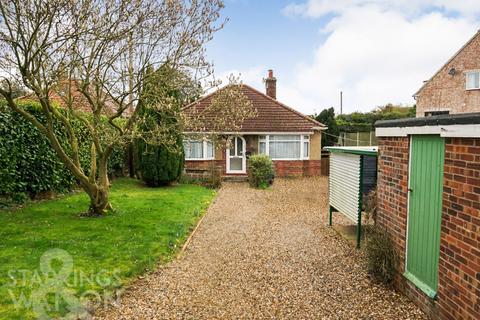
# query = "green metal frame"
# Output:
<box><xmin>329</xmin><ymin>206</ymin><xmax>334</xmax><ymax>226</ymax></box>
<box><xmin>328</xmin><ymin>154</ymin><xmax>365</xmax><ymax>249</ymax></box>
<box><xmin>326</xmin><ymin>147</ymin><xmax>378</xmax><ymax>157</ymax></box>
<box><xmin>357</xmin><ymin>155</ymin><xmax>364</xmax><ymax>249</ymax></box>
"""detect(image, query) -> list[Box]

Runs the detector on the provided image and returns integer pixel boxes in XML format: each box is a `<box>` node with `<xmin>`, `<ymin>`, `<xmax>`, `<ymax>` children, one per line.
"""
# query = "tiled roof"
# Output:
<box><xmin>17</xmin><ymin>80</ymin><xmax>122</xmax><ymax>116</ymax></box>
<box><xmin>182</xmin><ymin>84</ymin><xmax>325</xmax><ymax>132</ymax></box>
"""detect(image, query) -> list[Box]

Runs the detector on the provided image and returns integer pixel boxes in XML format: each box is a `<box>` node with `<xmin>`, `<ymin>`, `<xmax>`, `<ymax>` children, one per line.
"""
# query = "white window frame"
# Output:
<box><xmin>184</xmin><ymin>138</ymin><xmax>215</xmax><ymax>161</ymax></box>
<box><xmin>226</xmin><ymin>136</ymin><xmax>246</xmax><ymax>174</ymax></box>
<box><xmin>258</xmin><ymin>134</ymin><xmax>310</xmax><ymax>160</ymax></box>
<box><xmin>465</xmin><ymin>70</ymin><xmax>480</xmax><ymax>90</ymax></box>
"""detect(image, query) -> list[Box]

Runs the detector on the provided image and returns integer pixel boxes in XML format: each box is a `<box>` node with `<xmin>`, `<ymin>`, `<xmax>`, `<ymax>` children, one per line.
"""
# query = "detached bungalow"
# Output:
<box><xmin>181</xmin><ymin>70</ymin><xmax>326</xmax><ymax>178</ymax></box>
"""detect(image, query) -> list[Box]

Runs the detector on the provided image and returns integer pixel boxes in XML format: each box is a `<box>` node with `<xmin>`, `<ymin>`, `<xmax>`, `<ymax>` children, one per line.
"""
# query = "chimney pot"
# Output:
<box><xmin>265</xmin><ymin>69</ymin><xmax>277</xmax><ymax>99</ymax></box>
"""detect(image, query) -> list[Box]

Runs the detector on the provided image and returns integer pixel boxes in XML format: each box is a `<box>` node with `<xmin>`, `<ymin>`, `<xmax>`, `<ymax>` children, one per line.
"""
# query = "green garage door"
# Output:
<box><xmin>405</xmin><ymin>135</ymin><xmax>445</xmax><ymax>298</ymax></box>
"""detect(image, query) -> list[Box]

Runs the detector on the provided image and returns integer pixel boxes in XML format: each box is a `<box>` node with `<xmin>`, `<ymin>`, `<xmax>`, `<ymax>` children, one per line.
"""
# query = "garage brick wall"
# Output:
<box><xmin>440</xmin><ymin>137</ymin><xmax>480</xmax><ymax>319</ymax></box>
<box><xmin>377</xmin><ymin>136</ymin><xmax>480</xmax><ymax>320</ymax></box>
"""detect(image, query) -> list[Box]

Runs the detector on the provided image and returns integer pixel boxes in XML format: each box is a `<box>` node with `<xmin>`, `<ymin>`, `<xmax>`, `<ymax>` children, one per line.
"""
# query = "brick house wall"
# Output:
<box><xmin>415</xmin><ymin>32</ymin><xmax>480</xmax><ymax>117</ymax></box>
<box><xmin>185</xmin><ymin>132</ymin><xmax>322</xmax><ymax>178</ymax></box>
<box><xmin>186</xmin><ymin>159</ymin><xmax>321</xmax><ymax>178</ymax></box>
<box><xmin>377</xmin><ymin>136</ymin><xmax>480</xmax><ymax>319</ymax></box>
<box><xmin>273</xmin><ymin>160</ymin><xmax>321</xmax><ymax>177</ymax></box>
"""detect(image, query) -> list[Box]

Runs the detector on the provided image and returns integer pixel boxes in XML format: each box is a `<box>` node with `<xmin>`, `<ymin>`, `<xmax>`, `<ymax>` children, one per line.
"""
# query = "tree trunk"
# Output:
<box><xmin>86</xmin><ymin>186</ymin><xmax>112</xmax><ymax>216</ymax></box>
<box><xmin>82</xmin><ymin>153</ymin><xmax>112</xmax><ymax>216</ymax></box>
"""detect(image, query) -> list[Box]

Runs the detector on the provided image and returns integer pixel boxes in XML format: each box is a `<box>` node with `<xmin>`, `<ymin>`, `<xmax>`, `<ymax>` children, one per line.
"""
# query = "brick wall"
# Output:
<box><xmin>377</xmin><ymin>136</ymin><xmax>440</xmax><ymax>318</ymax></box>
<box><xmin>273</xmin><ymin>160</ymin><xmax>321</xmax><ymax>177</ymax></box>
<box><xmin>184</xmin><ymin>160</ymin><xmax>225</xmax><ymax>179</ymax></box>
<box><xmin>377</xmin><ymin>136</ymin><xmax>480</xmax><ymax>320</ymax></box>
<box><xmin>185</xmin><ymin>158</ymin><xmax>321</xmax><ymax>178</ymax></box>
<box><xmin>416</xmin><ymin>33</ymin><xmax>480</xmax><ymax>117</ymax></box>
<box><xmin>377</xmin><ymin>137</ymin><xmax>410</xmax><ymax>270</ymax></box>
<box><xmin>439</xmin><ymin>138</ymin><xmax>480</xmax><ymax>320</ymax></box>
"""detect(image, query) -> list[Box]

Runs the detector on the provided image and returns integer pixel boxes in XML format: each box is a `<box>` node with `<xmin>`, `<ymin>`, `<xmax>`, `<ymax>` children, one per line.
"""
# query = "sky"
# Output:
<box><xmin>206</xmin><ymin>0</ymin><xmax>480</xmax><ymax>115</ymax></box>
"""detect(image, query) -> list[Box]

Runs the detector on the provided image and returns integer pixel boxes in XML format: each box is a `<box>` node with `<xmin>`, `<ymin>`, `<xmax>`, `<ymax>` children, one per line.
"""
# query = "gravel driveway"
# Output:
<box><xmin>95</xmin><ymin>177</ymin><xmax>426</xmax><ymax>319</ymax></box>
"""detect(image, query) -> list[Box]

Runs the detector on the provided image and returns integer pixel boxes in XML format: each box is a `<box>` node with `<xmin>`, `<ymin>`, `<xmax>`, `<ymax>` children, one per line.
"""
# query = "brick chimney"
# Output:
<box><xmin>265</xmin><ymin>69</ymin><xmax>277</xmax><ymax>99</ymax></box>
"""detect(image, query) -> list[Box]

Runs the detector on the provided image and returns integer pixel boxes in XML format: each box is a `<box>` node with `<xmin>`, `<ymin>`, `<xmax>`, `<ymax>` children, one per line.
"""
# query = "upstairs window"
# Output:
<box><xmin>466</xmin><ymin>71</ymin><xmax>480</xmax><ymax>90</ymax></box>
<box><xmin>425</xmin><ymin>111</ymin><xmax>449</xmax><ymax>117</ymax></box>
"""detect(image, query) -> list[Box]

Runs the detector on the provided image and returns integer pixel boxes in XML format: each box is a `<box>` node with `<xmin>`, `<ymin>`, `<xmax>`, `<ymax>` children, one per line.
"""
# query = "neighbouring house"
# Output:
<box><xmin>414</xmin><ymin>30</ymin><xmax>480</xmax><ymax>117</ymax></box>
<box><xmin>17</xmin><ymin>80</ymin><xmax>121</xmax><ymax>116</ymax></box>
<box><xmin>181</xmin><ymin>70</ymin><xmax>326</xmax><ymax>178</ymax></box>
<box><xmin>375</xmin><ymin>113</ymin><xmax>480</xmax><ymax>320</ymax></box>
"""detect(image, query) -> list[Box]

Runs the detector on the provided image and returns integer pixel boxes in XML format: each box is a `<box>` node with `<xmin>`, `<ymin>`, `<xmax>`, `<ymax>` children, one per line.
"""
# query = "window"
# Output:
<box><xmin>466</xmin><ymin>71</ymin><xmax>480</xmax><ymax>90</ymax></box>
<box><xmin>303</xmin><ymin>135</ymin><xmax>309</xmax><ymax>158</ymax></box>
<box><xmin>424</xmin><ymin>111</ymin><xmax>449</xmax><ymax>117</ymax></box>
<box><xmin>259</xmin><ymin>136</ymin><xmax>266</xmax><ymax>154</ymax></box>
<box><xmin>258</xmin><ymin>135</ymin><xmax>310</xmax><ymax>160</ymax></box>
<box><xmin>184</xmin><ymin>139</ymin><xmax>214</xmax><ymax>160</ymax></box>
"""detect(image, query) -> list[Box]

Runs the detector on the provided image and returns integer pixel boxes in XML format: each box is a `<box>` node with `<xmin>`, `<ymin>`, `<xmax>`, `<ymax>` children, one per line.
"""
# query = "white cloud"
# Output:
<box><xmin>283</xmin><ymin>0</ymin><xmax>480</xmax><ymax>18</ymax></box>
<box><xmin>277</xmin><ymin>2</ymin><xmax>478</xmax><ymax>114</ymax></box>
<box><xmin>215</xmin><ymin>65</ymin><xmax>266</xmax><ymax>90</ymax></box>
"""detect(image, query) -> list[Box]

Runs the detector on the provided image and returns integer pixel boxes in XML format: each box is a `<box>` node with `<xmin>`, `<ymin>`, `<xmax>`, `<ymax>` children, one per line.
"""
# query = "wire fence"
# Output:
<box><xmin>322</xmin><ymin>131</ymin><xmax>377</xmax><ymax>146</ymax></box>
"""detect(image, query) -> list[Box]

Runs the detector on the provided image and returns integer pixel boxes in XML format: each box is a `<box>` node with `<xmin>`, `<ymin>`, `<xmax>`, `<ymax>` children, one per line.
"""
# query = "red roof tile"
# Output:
<box><xmin>17</xmin><ymin>80</ymin><xmax>122</xmax><ymax>116</ymax></box>
<box><xmin>182</xmin><ymin>84</ymin><xmax>325</xmax><ymax>132</ymax></box>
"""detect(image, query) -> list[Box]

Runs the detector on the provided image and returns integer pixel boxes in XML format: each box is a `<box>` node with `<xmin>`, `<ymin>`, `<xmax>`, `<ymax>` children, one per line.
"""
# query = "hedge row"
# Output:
<box><xmin>0</xmin><ymin>101</ymin><xmax>125</xmax><ymax>197</ymax></box>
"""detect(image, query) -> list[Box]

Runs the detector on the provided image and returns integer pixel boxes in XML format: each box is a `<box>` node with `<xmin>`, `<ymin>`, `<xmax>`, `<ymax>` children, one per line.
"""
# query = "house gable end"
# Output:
<box><xmin>414</xmin><ymin>30</ymin><xmax>480</xmax><ymax>98</ymax></box>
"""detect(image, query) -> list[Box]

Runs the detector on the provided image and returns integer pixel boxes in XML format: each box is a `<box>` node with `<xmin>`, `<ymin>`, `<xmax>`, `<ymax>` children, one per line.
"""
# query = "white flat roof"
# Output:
<box><xmin>324</xmin><ymin>146</ymin><xmax>378</xmax><ymax>156</ymax></box>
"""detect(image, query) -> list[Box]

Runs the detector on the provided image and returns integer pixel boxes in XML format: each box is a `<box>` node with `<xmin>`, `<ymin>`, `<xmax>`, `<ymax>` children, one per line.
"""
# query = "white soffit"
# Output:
<box><xmin>376</xmin><ymin>124</ymin><xmax>480</xmax><ymax>138</ymax></box>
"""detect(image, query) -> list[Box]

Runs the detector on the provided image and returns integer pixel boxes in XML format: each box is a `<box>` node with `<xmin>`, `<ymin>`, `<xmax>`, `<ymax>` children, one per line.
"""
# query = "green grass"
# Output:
<box><xmin>0</xmin><ymin>178</ymin><xmax>215</xmax><ymax>319</ymax></box>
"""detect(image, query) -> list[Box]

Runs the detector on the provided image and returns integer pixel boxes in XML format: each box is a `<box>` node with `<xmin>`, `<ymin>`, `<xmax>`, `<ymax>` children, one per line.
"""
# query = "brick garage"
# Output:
<box><xmin>375</xmin><ymin>114</ymin><xmax>480</xmax><ymax>320</ymax></box>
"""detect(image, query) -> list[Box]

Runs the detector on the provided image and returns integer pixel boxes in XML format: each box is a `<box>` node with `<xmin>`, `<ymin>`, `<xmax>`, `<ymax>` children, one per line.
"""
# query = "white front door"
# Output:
<box><xmin>226</xmin><ymin>136</ymin><xmax>246</xmax><ymax>174</ymax></box>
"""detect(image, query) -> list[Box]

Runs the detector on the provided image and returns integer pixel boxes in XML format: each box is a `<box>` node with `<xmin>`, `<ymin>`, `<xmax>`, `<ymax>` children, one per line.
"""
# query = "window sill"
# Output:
<box><xmin>185</xmin><ymin>158</ymin><xmax>215</xmax><ymax>161</ymax></box>
<box><xmin>466</xmin><ymin>88</ymin><xmax>480</xmax><ymax>91</ymax></box>
<box><xmin>403</xmin><ymin>271</ymin><xmax>437</xmax><ymax>299</ymax></box>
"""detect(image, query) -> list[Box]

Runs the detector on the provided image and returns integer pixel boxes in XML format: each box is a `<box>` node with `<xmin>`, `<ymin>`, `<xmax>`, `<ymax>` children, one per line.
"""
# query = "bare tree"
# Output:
<box><xmin>0</xmin><ymin>0</ymin><xmax>230</xmax><ymax>215</ymax></box>
<box><xmin>183</xmin><ymin>74</ymin><xmax>258</xmax><ymax>151</ymax></box>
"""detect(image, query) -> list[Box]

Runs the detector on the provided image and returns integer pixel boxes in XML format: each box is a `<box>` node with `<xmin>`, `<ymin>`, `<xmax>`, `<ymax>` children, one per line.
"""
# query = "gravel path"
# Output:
<box><xmin>95</xmin><ymin>177</ymin><xmax>427</xmax><ymax>320</ymax></box>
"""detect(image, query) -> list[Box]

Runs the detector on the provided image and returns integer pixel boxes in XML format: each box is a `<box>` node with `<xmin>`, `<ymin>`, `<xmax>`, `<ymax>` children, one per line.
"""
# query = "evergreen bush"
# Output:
<box><xmin>0</xmin><ymin>101</ymin><xmax>126</xmax><ymax>198</ymax></box>
<box><xmin>135</xmin><ymin>138</ymin><xmax>184</xmax><ymax>187</ymax></box>
<box><xmin>134</xmin><ymin>66</ymin><xmax>185</xmax><ymax>187</ymax></box>
<box><xmin>248</xmin><ymin>154</ymin><xmax>275</xmax><ymax>188</ymax></box>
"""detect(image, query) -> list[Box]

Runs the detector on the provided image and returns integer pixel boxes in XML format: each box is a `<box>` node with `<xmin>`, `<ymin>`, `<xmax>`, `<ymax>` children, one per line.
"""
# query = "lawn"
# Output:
<box><xmin>0</xmin><ymin>178</ymin><xmax>215</xmax><ymax>319</ymax></box>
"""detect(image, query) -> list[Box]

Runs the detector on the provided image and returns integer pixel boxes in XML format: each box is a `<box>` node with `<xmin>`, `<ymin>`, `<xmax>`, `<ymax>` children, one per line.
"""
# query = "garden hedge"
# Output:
<box><xmin>0</xmin><ymin>101</ymin><xmax>125</xmax><ymax>197</ymax></box>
